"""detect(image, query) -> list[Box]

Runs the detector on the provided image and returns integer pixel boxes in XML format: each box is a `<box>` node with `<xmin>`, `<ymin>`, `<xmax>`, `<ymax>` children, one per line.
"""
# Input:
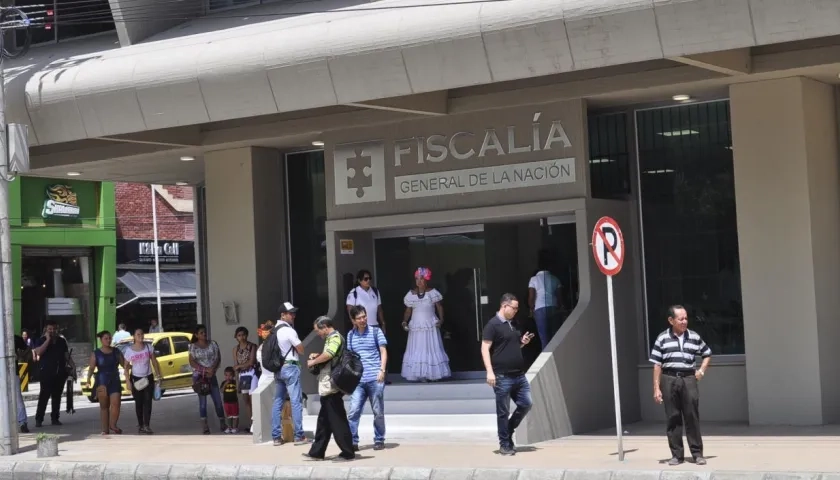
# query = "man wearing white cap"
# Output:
<box><xmin>271</xmin><ymin>302</ymin><xmax>308</xmax><ymax>446</ymax></box>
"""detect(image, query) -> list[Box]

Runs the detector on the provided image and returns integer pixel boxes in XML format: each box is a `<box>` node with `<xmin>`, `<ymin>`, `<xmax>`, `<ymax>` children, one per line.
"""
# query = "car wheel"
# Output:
<box><xmin>88</xmin><ymin>395</ymin><xmax>96</xmax><ymax>403</ymax></box>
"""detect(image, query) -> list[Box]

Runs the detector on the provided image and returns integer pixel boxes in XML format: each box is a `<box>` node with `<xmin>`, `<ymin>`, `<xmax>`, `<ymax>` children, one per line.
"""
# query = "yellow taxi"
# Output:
<box><xmin>80</xmin><ymin>332</ymin><xmax>194</xmax><ymax>402</ymax></box>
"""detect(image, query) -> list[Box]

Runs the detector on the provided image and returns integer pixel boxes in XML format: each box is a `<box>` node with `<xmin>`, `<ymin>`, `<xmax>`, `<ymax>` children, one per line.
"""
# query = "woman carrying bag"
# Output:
<box><xmin>124</xmin><ymin>328</ymin><xmax>163</xmax><ymax>434</ymax></box>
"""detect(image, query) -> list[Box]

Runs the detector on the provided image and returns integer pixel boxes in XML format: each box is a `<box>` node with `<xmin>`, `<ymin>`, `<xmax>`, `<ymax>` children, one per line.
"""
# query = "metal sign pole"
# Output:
<box><xmin>606</xmin><ymin>273</ymin><xmax>624</xmax><ymax>461</ymax></box>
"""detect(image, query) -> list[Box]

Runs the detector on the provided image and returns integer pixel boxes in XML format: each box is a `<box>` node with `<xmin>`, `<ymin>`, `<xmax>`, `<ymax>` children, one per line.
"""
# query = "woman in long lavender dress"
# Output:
<box><xmin>400</xmin><ymin>267</ymin><xmax>452</xmax><ymax>382</ymax></box>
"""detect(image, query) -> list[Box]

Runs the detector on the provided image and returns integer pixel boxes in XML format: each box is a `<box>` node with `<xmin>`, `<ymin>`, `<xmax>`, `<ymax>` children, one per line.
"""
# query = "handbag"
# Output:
<box><xmin>134</xmin><ymin>377</ymin><xmax>150</xmax><ymax>391</ymax></box>
<box><xmin>238</xmin><ymin>373</ymin><xmax>253</xmax><ymax>393</ymax></box>
<box><xmin>192</xmin><ymin>375</ymin><xmax>211</xmax><ymax>396</ymax></box>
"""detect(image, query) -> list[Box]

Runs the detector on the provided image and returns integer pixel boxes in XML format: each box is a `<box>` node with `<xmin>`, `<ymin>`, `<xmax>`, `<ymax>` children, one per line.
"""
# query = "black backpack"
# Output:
<box><xmin>329</xmin><ymin>334</ymin><xmax>364</xmax><ymax>395</ymax></box>
<box><xmin>262</xmin><ymin>324</ymin><xmax>292</xmax><ymax>373</ymax></box>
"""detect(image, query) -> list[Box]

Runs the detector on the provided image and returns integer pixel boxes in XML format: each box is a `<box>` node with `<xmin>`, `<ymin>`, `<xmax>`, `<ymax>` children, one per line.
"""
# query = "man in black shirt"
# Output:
<box><xmin>481</xmin><ymin>293</ymin><xmax>535</xmax><ymax>456</ymax></box>
<box><xmin>32</xmin><ymin>321</ymin><xmax>70</xmax><ymax>427</ymax></box>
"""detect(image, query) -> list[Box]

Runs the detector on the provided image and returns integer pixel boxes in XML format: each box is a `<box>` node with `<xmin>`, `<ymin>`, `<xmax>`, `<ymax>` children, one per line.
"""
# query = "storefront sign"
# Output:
<box><xmin>395</xmin><ymin>158</ymin><xmax>575</xmax><ymax>199</ymax></box>
<box><xmin>41</xmin><ymin>184</ymin><xmax>80</xmax><ymax>219</ymax></box>
<box><xmin>333</xmin><ymin>109</ymin><xmax>577</xmax><ymax>206</ymax></box>
<box><xmin>117</xmin><ymin>240</ymin><xmax>195</xmax><ymax>265</ymax></box>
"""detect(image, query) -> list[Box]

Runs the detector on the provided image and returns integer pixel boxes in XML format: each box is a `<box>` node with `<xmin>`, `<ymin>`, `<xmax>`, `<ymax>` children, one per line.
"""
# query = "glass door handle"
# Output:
<box><xmin>473</xmin><ymin>268</ymin><xmax>481</xmax><ymax>342</ymax></box>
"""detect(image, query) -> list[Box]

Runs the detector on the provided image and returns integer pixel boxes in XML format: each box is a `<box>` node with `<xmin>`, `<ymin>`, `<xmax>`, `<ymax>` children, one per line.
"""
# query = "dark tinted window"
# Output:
<box><xmin>589</xmin><ymin>112</ymin><xmax>631</xmax><ymax>199</ymax></box>
<box><xmin>154</xmin><ymin>338</ymin><xmax>172</xmax><ymax>357</ymax></box>
<box><xmin>637</xmin><ymin>100</ymin><xmax>743</xmax><ymax>355</ymax></box>
<box><xmin>172</xmin><ymin>337</ymin><xmax>190</xmax><ymax>354</ymax></box>
<box><xmin>285</xmin><ymin>151</ymin><xmax>327</xmax><ymax>340</ymax></box>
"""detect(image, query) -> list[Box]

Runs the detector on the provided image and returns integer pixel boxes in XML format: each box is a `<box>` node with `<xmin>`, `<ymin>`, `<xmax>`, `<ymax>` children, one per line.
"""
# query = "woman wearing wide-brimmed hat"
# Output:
<box><xmin>400</xmin><ymin>267</ymin><xmax>451</xmax><ymax>382</ymax></box>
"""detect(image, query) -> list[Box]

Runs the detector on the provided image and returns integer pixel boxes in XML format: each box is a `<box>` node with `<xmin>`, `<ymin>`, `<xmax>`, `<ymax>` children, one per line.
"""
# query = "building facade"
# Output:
<box><xmin>115</xmin><ymin>183</ymin><xmax>197</xmax><ymax>333</ymax></box>
<box><xmin>7</xmin><ymin>0</ymin><xmax>840</xmax><ymax>441</ymax></box>
<box><xmin>12</xmin><ymin>177</ymin><xmax>116</xmax><ymax>366</ymax></box>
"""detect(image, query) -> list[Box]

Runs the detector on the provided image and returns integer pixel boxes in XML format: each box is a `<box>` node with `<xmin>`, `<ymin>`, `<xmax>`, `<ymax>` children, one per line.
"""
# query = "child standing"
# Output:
<box><xmin>221</xmin><ymin>367</ymin><xmax>239</xmax><ymax>434</ymax></box>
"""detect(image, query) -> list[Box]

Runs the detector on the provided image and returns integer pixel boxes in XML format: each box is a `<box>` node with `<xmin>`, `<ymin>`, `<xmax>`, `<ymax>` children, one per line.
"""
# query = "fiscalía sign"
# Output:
<box><xmin>41</xmin><ymin>184</ymin><xmax>80</xmax><ymax>219</ymax></box>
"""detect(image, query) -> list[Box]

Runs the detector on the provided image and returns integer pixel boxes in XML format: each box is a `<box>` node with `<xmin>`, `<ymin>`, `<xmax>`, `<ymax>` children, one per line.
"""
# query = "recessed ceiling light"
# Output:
<box><xmin>180</xmin><ymin>156</ymin><xmax>195</xmax><ymax>162</ymax></box>
<box><xmin>66</xmin><ymin>172</ymin><xmax>81</xmax><ymax>176</ymax></box>
<box><xmin>175</xmin><ymin>182</ymin><xmax>189</xmax><ymax>186</ymax></box>
<box><xmin>672</xmin><ymin>94</ymin><xmax>691</xmax><ymax>102</ymax></box>
<box><xmin>311</xmin><ymin>141</ymin><xmax>325</xmax><ymax>147</ymax></box>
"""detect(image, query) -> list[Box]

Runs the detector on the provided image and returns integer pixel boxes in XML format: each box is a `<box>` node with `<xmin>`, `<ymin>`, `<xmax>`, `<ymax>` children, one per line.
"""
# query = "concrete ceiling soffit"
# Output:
<box><xmin>14</xmin><ymin>0</ymin><xmax>840</xmax><ymax>146</ymax></box>
<box><xmin>670</xmin><ymin>48</ymin><xmax>752</xmax><ymax>76</ymax></box>
<box><xmin>346</xmin><ymin>91</ymin><xmax>448</xmax><ymax>116</ymax></box>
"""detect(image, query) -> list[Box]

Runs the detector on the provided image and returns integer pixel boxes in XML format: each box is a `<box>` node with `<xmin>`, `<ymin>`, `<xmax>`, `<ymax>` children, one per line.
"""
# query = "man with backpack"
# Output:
<box><xmin>303</xmin><ymin>316</ymin><xmax>356</xmax><ymax>461</ymax></box>
<box><xmin>346</xmin><ymin>306</ymin><xmax>388</xmax><ymax>451</ymax></box>
<box><xmin>263</xmin><ymin>302</ymin><xmax>307</xmax><ymax>446</ymax></box>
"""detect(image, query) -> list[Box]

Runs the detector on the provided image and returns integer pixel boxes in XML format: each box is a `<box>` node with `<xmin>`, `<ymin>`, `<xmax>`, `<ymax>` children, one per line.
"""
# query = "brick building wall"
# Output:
<box><xmin>115</xmin><ymin>183</ymin><xmax>194</xmax><ymax>241</ymax></box>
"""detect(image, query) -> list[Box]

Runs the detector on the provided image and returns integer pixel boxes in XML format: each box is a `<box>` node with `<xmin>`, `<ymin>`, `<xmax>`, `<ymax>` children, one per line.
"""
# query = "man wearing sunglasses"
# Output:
<box><xmin>346</xmin><ymin>269</ymin><xmax>386</xmax><ymax>334</ymax></box>
<box><xmin>481</xmin><ymin>293</ymin><xmax>535</xmax><ymax>456</ymax></box>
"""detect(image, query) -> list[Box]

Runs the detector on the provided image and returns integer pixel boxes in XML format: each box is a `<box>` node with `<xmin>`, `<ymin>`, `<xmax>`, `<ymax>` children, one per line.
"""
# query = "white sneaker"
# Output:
<box><xmin>231</xmin><ymin>428</ymin><xmax>239</xmax><ymax>434</ymax></box>
<box><xmin>224</xmin><ymin>428</ymin><xmax>232</xmax><ymax>434</ymax></box>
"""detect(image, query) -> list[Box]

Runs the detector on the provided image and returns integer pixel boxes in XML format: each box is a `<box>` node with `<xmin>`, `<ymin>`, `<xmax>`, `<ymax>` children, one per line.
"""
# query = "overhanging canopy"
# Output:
<box><xmin>9</xmin><ymin>0</ymin><xmax>840</xmax><ymax>146</ymax></box>
<box><xmin>117</xmin><ymin>270</ymin><xmax>196</xmax><ymax>308</ymax></box>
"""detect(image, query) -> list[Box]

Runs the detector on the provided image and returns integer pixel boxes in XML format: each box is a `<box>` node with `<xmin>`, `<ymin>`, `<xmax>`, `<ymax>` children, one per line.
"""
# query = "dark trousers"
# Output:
<box><xmin>661</xmin><ymin>373</ymin><xmax>703</xmax><ymax>459</ymax></box>
<box><xmin>36</xmin><ymin>374</ymin><xmax>67</xmax><ymax>422</ymax></box>
<box><xmin>309</xmin><ymin>393</ymin><xmax>354</xmax><ymax>459</ymax></box>
<box><xmin>493</xmin><ymin>373</ymin><xmax>533</xmax><ymax>448</ymax></box>
<box><xmin>131</xmin><ymin>375</ymin><xmax>155</xmax><ymax>427</ymax></box>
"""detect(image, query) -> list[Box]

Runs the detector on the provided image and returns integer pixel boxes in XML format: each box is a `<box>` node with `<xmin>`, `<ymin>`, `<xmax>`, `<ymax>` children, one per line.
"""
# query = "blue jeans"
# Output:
<box><xmin>534</xmin><ymin>306</ymin><xmax>557</xmax><ymax>349</ymax></box>
<box><xmin>493</xmin><ymin>374</ymin><xmax>532</xmax><ymax>449</ymax></box>
<box><xmin>196</xmin><ymin>375</ymin><xmax>224</xmax><ymax>420</ymax></box>
<box><xmin>271</xmin><ymin>364</ymin><xmax>304</xmax><ymax>440</ymax></box>
<box><xmin>347</xmin><ymin>380</ymin><xmax>385</xmax><ymax>445</ymax></box>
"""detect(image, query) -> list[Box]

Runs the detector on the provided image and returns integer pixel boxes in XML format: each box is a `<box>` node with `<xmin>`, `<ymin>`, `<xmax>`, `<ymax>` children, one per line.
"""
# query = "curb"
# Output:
<box><xmin>0</xmin><ymin>461</ymin><xmax>836</xmax><ymax>480</ymax></box>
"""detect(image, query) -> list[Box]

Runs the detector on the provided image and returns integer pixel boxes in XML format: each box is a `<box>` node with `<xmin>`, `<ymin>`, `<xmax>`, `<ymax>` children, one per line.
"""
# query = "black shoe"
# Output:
<box><xmin>352</xmin><ymin>444</ymin><xmax>360</xmax><ymax>452</ymax></box>
<box><xmin>499</xmin><ymin>446</ymin><xmax>516</xmax><ymax>456</ymax></box>
<box><xmin>35</xmin><ymin>420</ymin><xmax>43</xmax><ymax>428</ymax></box>
<box><xmin>694</xmin><ymin>456</ymin><xmax>707</xmax><ymax>466</ymax></box>
<box><xmin>19</xmin><ymin>424</ymin><xmax>29</xmax><ymax>433</ymax></box>
<box><xmin>373</xmin><ymin>442</ymin><xmax>385</xmax><ymax>451</ymax></box>
<box><xmin>336</xmin><ymin>454</ymin><xmax>355</xmax><ymax>461</ymax></box>
<box><xmin>273</xmin><ymin>438</ymin><xmax>285</xmax><ymax>446</ymax></box>
<box><xmin>301</xmin><ymin>453</ymin><xmax>324</xmax><ymax>461</ymax></box>
<box><xmin>668</xmin><ymin>457</ymin><xmax>684</xmax><ymax>466</ymax></box>
<box><xmin>51</xmin><ymin>420</ymin><xmax>62</xmax><ymax>426</ymax></box>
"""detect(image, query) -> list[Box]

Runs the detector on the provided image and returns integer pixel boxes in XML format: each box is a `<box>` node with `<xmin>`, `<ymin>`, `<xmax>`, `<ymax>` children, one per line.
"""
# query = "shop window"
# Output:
<box><xmin>636</xmin><ymin>100</ymin><xmax>744</xmax><ymax>355</ymax></box>
<box><xmin>589</xmin><ymin>112</ymin><xmax>631</xmax><ymax>199</ymax></box>
<box><xmin>172</xmin><ymin>336</ymin><xmax>190</xmax><ymax>354</ymax></box>
<box><xmin>285</xmin><ymin>150</ymin><xmax>328</xmax><ymax>339</ymax></box>
<box><xmin>21</xmin><ymin>252</ymin><xmax>93</xmax><ymax>343</ymax></box>
<box><xmin>154</xmin><ymin>338</ymin><xmax>172</xmax><ymax>357</ymax></box>
<box><xmin>10</xmin><ymin>0</ymin><xmax>115</xmax><ymax>47</ymax></box>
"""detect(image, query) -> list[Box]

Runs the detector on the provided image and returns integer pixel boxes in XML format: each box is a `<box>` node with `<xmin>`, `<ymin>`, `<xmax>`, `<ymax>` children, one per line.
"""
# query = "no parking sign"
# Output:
<box><xmin>591</xmin><ymin>217</ymin><xmax>625</xmax><ymax>276</ymax></box>
<box><xmin>591</xmin><ymin>216</ymin><xmax>626</xmax><ymax>461</ymax></box>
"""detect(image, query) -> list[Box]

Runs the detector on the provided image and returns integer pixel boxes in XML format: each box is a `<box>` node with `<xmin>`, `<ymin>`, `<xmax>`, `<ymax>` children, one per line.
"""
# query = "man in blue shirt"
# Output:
<box><xmin>346</xmin><ymin>305</ymin><xmax>388</xmax><ymax>451</ymax></box>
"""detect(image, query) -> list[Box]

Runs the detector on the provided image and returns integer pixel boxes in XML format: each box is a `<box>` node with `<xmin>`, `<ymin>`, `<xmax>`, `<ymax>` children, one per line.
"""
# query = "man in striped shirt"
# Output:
<box><xmin>650</xmin><ymin>305</ymin><xmax>711</xmax><ymax>466</ymax></box>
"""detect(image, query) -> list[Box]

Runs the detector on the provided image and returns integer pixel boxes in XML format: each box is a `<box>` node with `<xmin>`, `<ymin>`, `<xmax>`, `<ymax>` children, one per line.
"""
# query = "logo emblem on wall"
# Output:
<box><xmin>42</xmin><ymin>184</ymin><xmax>81</xmax><ymax>219</ymax></box>
<box><xmin>333</xmin><ymin>141</ymin><xmax>386</xmax><ymax>205</ymax></box>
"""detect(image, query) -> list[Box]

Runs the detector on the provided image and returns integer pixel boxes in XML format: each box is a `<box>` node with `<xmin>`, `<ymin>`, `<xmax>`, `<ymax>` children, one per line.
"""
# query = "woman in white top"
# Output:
<box><xmin>124</xmin><ymin>328</ymin><xmax>162</xmax><ymax>434</ymax></box>
<box><xmin>528</xmin><ymin>252</ymin><xmax>562</xmax><ymax>350</ymax></box>
<box><xmin>401</xmin><ymin>267</ymin><xmax>451</xmax><ymax>382</ymax></box>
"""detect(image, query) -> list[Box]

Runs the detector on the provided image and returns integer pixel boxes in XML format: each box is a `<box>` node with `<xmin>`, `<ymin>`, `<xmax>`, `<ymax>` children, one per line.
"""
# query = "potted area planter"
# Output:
<box><xmin>36</xmin><ymin>433</ymin><xmax>58</xmax><ymax>458</ymax></box>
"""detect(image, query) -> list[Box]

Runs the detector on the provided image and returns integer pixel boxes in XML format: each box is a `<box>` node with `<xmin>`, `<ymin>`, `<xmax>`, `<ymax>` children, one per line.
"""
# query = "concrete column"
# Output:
<box><xmin>730</xmin><ymin>77</ymin><xmax>840</xmax><ymax>425</ymax></box>
<box><xmin>204</xmin><ymin>147</ymin><xmax>288</xmax><ymax>349</ymax></box>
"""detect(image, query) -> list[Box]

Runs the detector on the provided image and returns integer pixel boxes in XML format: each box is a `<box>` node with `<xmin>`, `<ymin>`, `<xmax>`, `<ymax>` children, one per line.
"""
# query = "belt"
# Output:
<box><xmin>662</xmin><ymin>369</ymin><xmax>694</xmax><ymax>377</ymax></box>
<box><xmin>286</xmin><ymin>360</ymin><xmax>300</xmax><ymax>366</ymax></box>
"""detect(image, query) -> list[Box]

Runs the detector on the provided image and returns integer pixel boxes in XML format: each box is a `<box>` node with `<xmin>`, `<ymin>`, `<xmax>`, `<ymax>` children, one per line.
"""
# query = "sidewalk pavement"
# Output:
<box><xmin>6</xmin><ymin>394</ymin><xmax>840</xmax><ymax>479</ymax></box>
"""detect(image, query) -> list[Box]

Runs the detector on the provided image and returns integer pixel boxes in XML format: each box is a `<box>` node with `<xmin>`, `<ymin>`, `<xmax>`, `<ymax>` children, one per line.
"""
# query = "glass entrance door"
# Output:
<box><xmin>374</xmin><ymin>227</ymin><xmax>489</xmax><ymax>376</ymax></box>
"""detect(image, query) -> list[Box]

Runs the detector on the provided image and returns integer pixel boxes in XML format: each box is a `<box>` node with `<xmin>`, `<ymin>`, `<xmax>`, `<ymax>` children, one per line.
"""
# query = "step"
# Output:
<box><xmin>306</xmin><ymin>397</ymin><xmax>497</xmax><ymax>415</ymax></box>
<box><xmin>301</xmin><ymin>414</ymin><xmax>499</xmax><ymax>442</ymax></box>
